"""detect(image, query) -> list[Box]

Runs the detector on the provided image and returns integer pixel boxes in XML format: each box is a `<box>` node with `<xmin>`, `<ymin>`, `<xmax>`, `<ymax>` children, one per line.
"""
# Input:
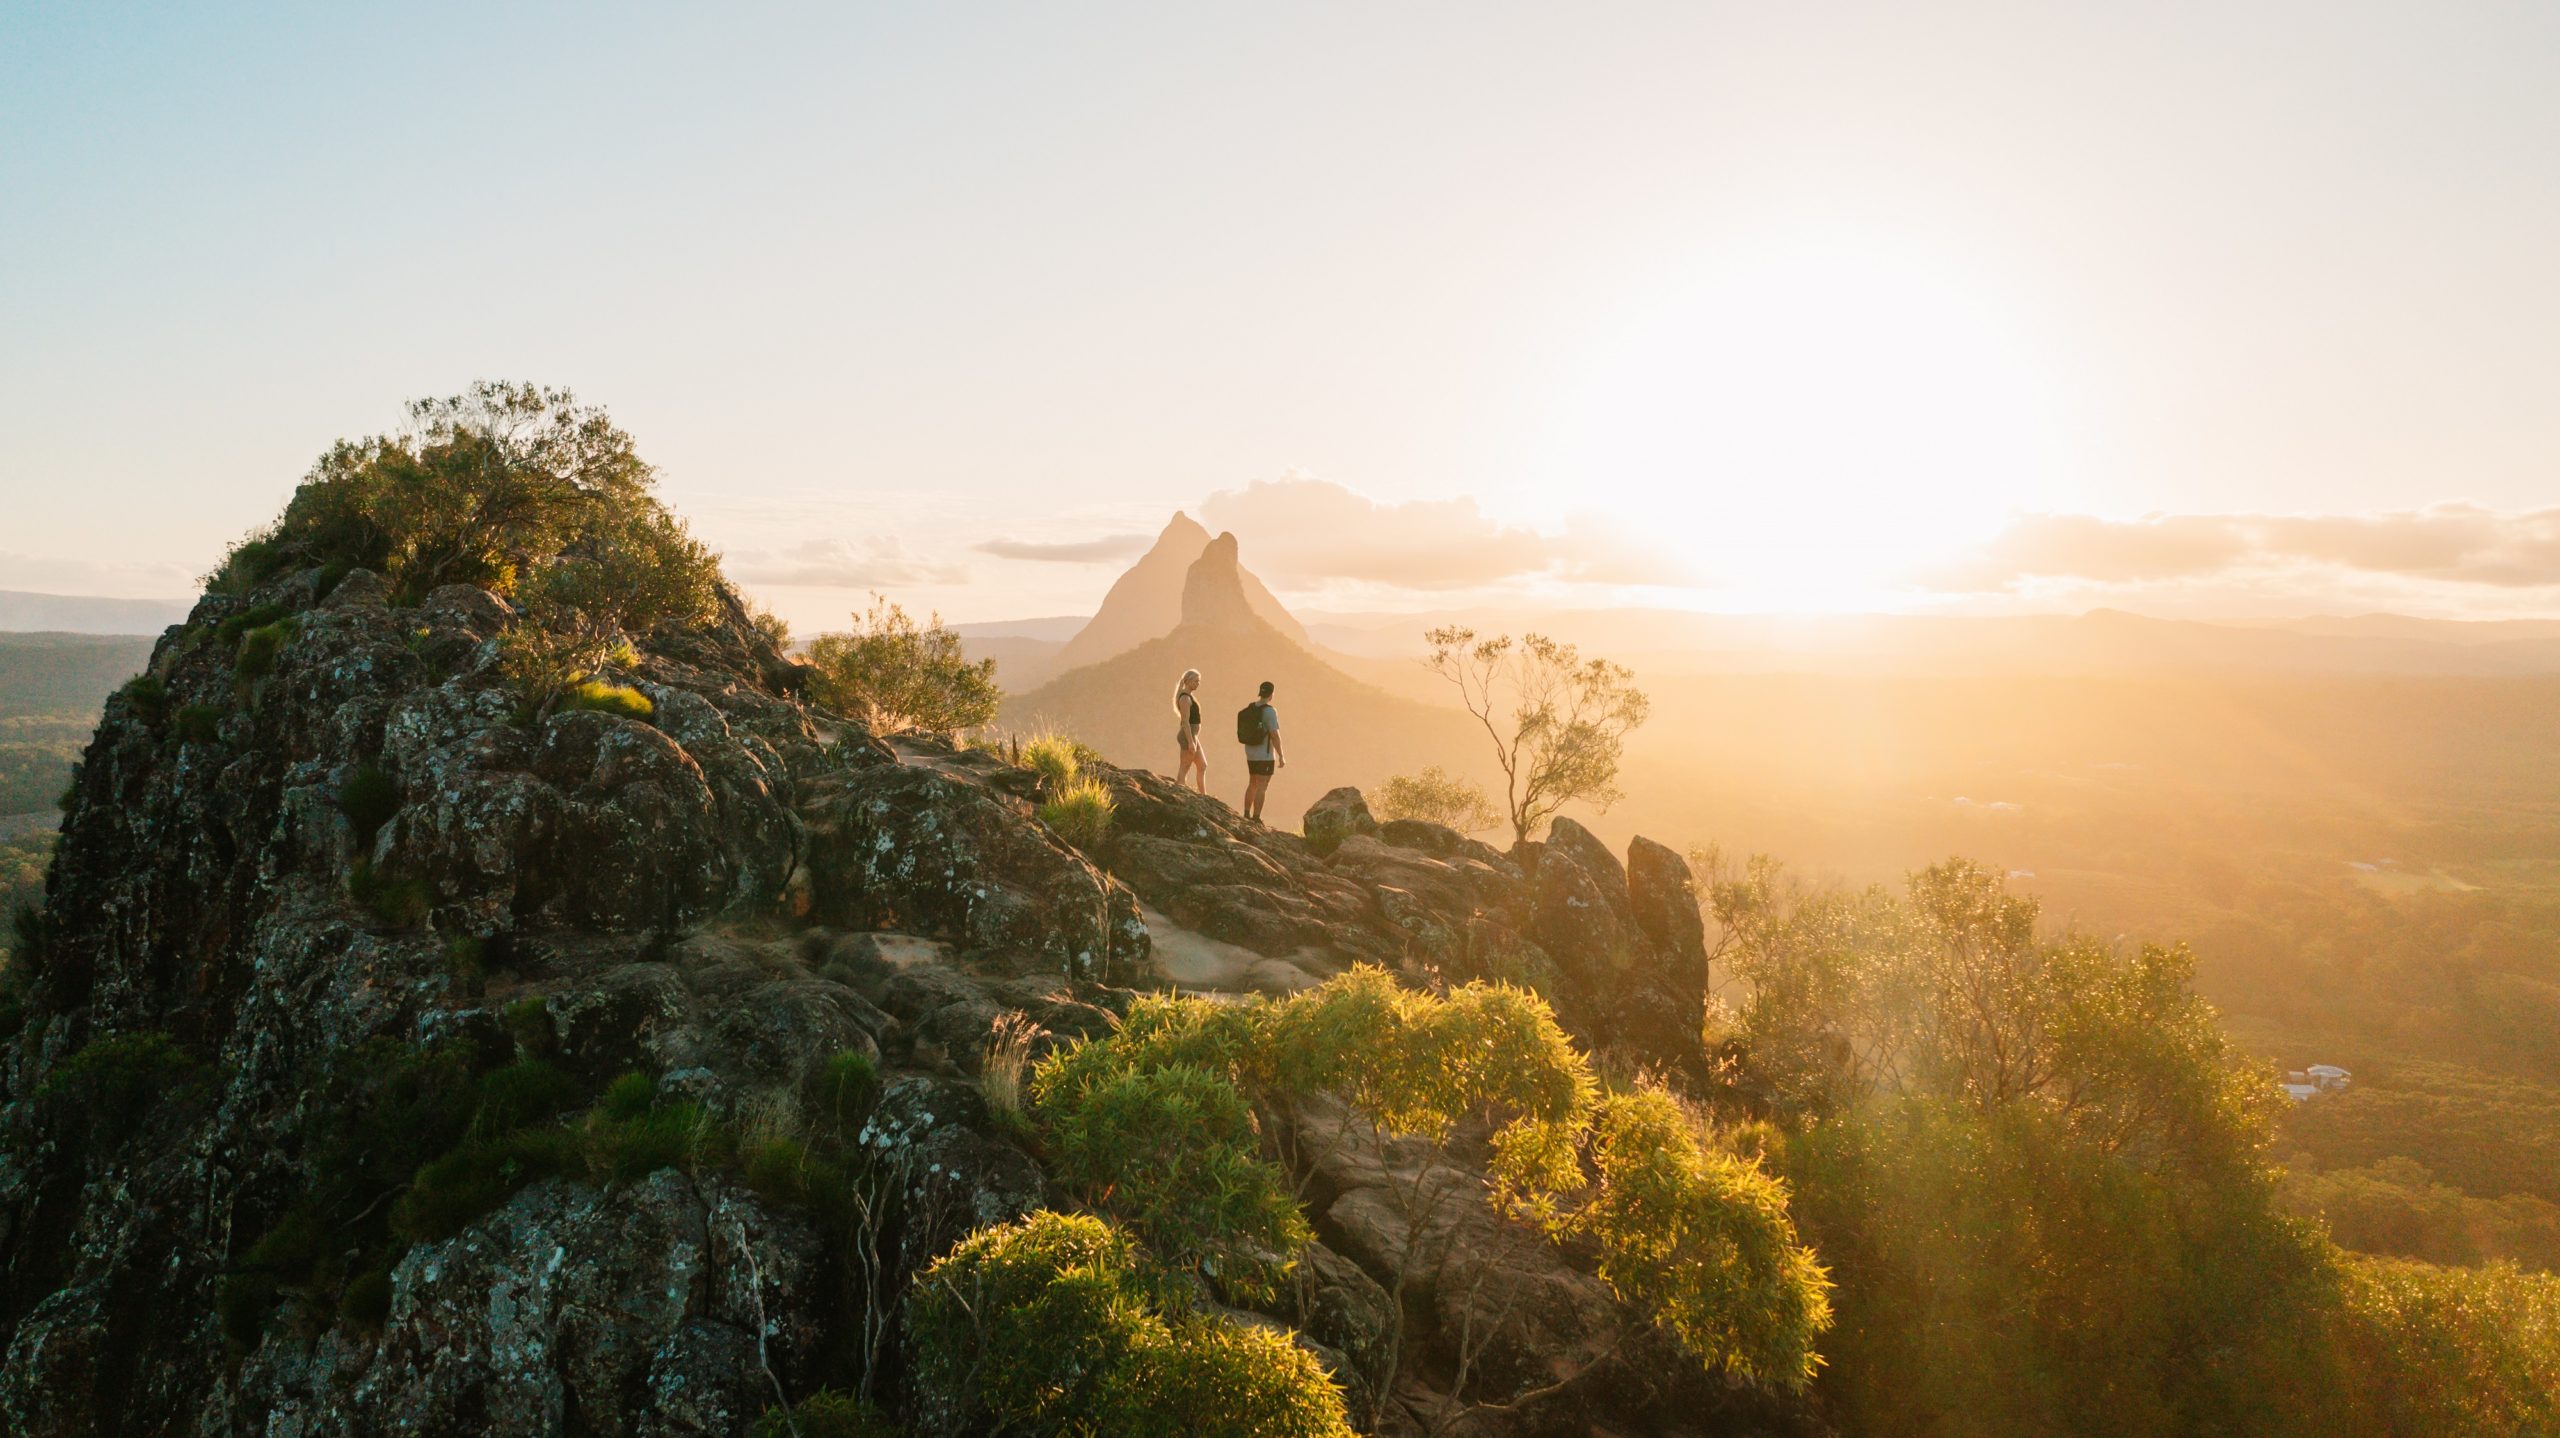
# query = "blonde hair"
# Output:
<box><xmin>1175</xmin><ymin>669</ymin><xmax>1201</xmax><ymax>718</ymax></box>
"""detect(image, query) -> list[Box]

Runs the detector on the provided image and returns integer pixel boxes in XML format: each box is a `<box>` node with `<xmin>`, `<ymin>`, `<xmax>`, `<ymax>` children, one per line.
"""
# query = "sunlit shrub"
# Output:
<box><xmin>1562</xmin><ymin>1086</ymin><xmax>1832</xmax><ymax>1387</ymax></box>
<box><xmin>1019</xmin><ymin>732</ymin><xmax>1082</xmax><ymax>790</ymax></box>
<box><xmin>805</xmin><ymin>593</ymin><xmax>998</xmax><ymax>734</ymax></box>
<box><xmin>1034</xmin><ymin>1061</ymin><xmax>1310</xmax><ymax>1302</ymax></box>
<box><xmin>1028</xmin><ymin>968</ymin><xmax>1832</xmax><ymax>1385</ymax></box>
<box><xmin>558</xmin><ymin>679</ymin><xmax>654</xmax><ymax>721</ymax></box>
<box><xmin>1374</xmin><ymin>766</ymin><xmax>1501</xmax><ymax>835</ymax></box>
<box><xmin>1037</xmin><ymin>775</ymin><xmax>1115</xmax><ymax>851</ymax></box>
<box><xmin>908</xmin><ymin>1211</ymin><xmax>1352</xmax><ymax>1438</ymax></box>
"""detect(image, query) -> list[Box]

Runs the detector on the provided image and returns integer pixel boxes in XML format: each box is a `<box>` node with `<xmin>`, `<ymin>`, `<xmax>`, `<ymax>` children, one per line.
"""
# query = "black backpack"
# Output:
<box><xmin>1235</xmin><ymin>702</ymin><xmax>1268</xmax><ymax>745</ymax></box>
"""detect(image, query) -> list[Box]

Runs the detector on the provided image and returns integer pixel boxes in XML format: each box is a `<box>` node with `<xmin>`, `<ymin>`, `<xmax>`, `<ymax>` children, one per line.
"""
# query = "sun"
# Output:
<box><xmin>1548</xmin><ymin>231</ymin><xmax>2075</xmax><ymax>610</ymax></box>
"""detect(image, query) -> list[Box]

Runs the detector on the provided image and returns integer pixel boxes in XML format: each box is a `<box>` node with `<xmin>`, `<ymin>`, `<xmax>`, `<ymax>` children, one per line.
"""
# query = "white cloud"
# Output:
<box><xmin>977</xmin><ymin>533</ymin><xmax>1153</xmax><ymax>563</ymax></box>
<box><xmin>726</xmin><ymin>536</ymin><xmax>969</xmax><ymax>588</ymax></box>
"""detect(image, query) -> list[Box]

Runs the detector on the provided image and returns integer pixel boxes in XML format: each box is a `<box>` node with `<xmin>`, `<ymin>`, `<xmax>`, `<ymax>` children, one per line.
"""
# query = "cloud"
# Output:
<box><xmin>1925</xmin><ymin>505</ymin><xmax>2560</xmax><ymax>592</ymax></box>
<box><xmin>976</xmin><ymin>533</ymin><xmax>1153</xmax><ymax>563</ymax></box>
<box><xmin>1921</xmin><ymin>514</ymin><xmax>2253</xmax><ymax>589</ymax></box>
<box><xmin>1196</xmin><ymin>478</ymin><xmax>1692</xmax><ymax>591</ymax></box>
<box><xmin>727</xmin><ymin>536</ymin><xmax>968</xmax><ymax>588</ymax></box>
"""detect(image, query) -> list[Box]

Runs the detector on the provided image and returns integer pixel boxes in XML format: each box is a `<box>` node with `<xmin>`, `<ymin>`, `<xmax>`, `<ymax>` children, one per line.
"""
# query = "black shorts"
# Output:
<box><xmin>1247</xmin><ymin>759</ymin><xmax>1276</xmax><ymax>777</ymax></box>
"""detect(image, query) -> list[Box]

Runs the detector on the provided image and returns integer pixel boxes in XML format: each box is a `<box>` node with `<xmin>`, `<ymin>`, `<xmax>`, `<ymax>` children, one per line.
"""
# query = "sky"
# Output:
<box><xmin>3</xmin><ymin>1</ymin><xmax>2556</xmax><ymax>627</ymax></box>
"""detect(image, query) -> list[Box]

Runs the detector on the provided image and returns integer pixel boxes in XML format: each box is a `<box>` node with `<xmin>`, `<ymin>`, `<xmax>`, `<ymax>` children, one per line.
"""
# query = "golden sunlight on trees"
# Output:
<box><xmin>1424</xmin><ymin>627</ymin><xmax>1650</xmax><ymax>845</ymax></box>
<box><xmin>805</xmin><ymin>593</ymin><xmax>1000</xmax><ymax>735</ymax></box>
<box><xmin>1026</xmin><ymin>967</ymin><xmax>1834</xmax><ymax>1418</ymax></box>
<box><xmin>1375</xmin><ymin>766</ymin><xmax>1503</xmax><ymax>835</ymax></box>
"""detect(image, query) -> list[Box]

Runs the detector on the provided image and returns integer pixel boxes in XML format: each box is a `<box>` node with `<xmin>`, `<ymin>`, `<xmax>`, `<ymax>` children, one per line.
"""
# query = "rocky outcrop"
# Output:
<box><xmin>0</xmin><ymin>565</ymin><xmax>1125</xmax><ymax>1436</ymax></box>
<box><xmin>1090</xmin><ymin>776</ymin><xmax>1710</xmax><ymax>1080</ymax></box>
<box><xmin>0</xmin><ymin>545</ymin><xmax>1723</xmax><ymax>1434</ymax></box>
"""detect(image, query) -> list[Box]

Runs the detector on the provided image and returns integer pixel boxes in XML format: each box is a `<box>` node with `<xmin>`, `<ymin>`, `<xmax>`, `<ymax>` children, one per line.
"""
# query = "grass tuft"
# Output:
<box><xmin>1037</xmin><ymin>775</ymin><xmax>1115</xmax><ymax>852</ymax></box>
<box><xmin>559</xmin><ymin>679</ymin><xmax>654</xmax><ymax>720</ymax></box>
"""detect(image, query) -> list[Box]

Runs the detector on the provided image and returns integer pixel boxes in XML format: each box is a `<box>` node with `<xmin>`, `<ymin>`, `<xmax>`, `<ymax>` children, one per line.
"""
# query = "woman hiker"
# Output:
<box><xmin>1173</xmin><ymin>668</ymin><xmax>1208</xmax><ymax>793</ymax></box>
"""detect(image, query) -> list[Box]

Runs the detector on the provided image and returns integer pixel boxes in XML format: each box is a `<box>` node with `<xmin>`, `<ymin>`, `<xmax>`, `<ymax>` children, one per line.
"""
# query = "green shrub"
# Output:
<box><xmin>209</xmin><ymin>535</ymin><xmax>288</xmax><ymax>595</ymax></box>
<box><xmin>741</xmin><ymin>1136</ymin><xmax>814</xmax><ymax>1203</ymax></box>
<box><xmin>1561</xmin><ymin>1086</ymin><xmax>1832</xmax><ymax>1388</ymax></box>
<box><xmin>750</xmin><ymin>1391</ymin><xmax>894</xmax><ymax>1438</ymax></box>
<box><xmin>816</xmin><ymin>1049</ymin><xmax>880</xmax><ymax>1130</ymax></box>
<box><xmin>1374</xmin><ymin>766</ymin><xmax>1502</xmax><ymax>835</ymax></box>
<box><xmin>217</xmin><ymin>1271</ymin><xmax>280</xmax><ymax>1348</ymax></box>
<box><xmin>1033</xmin><ymin>1062</ymin><xmax>1309</xmax><ymax>1302</ymax></box>
<box><xmin>1020</xmin><ymin>733</ymin><xmax>1081</xmax><ymax>790</ymax></box>
<box><xmin>2327</xmin><ymin>1256</ymin><xmax>2560</xmax><ymax>1433</ymax></box>
<box><xmin>174</xmin><ymin>703</ymin><xmax>225</xmax><ymax>744</ymax></box>
<box><xmin>390</xmin><ymin>1126</ymin><xmax>583</xmax><ymax>1243</ymax></box>
<box><xmin>1029</xmin><ymin>970</ymin><xmax>1833</xmax><ymax>1388</ymax></box>
<box><xmin>341</xmin><ymin>1267</ymin><xmax>394</xmax><ymax>1328</ymax></box>
<box><xmin>347</xmin><ymin>858</ymin><xmax>430</xmax><ymax>928</ymax></box>
<box><xmin>216</xmin><ymin>602</ymin><xmax>289</xmax><ymax>642</ymax></box>
<box><xmin>444</xmin><ymin>936</ymin><xmax>487</xmax><ymax>989</ymax></box>
<box><xmin>581</xmin><ymin>1096</ymin><xmax>720</xmax><ymax>1183</ymax></box>
<box><xmin>908</xmin><ymin>1211</ymin><xmax>1353</xmax><ymax>1438</ymax></box>
<box><xmin>601</xmin><ymin>1070</ymin><xmax>658</xmax><ymax>1121</ymax></box>
<box><xmin>234</xmin><ymin>619</ymin><xmax>296</xmax><ymax>681</ymax></box>
<box><xmin>34</xmin><ymin>1030</ymin><xmax>213</xmax><ymax>1146</ymax></box>
<box><xmin>558</xmin><ymin>679</ymin><xmax>654</xmax><ymax>721</ymax></box>
<box><xmin>1038</xmin><ymin>775</ymin><xmax>1115</xmax><ymax>851</ymax></box>
<box><xmin>336</xmin><ymin>763</ymin><xmax>401</xmax><ymax>849</ymax></box>
<box><xmin>804</xmin><ymin>593</ymin><xmax>999</xmax><ymax>735</ymax></box>
<box><xmin>121</xmin><ymin>673</ymin><xmax>169</xmax><ymax>725</ymax></box>
<box><xmin>470</xmin><ymin>1059</ymin><xmax>576</xmax><ymax>1136</ymax></box>
<box><xmin>501</xmin><ymin>994</ymin><xmax>554</xmax><ymax>1053</ymax></box>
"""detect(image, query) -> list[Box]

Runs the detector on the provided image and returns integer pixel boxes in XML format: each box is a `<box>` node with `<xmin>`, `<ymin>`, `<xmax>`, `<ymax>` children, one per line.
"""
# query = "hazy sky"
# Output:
<box><xmin>5</xmin><ymin>1</ymin><xmax>2556</xmax><ymax>624</ymax></box>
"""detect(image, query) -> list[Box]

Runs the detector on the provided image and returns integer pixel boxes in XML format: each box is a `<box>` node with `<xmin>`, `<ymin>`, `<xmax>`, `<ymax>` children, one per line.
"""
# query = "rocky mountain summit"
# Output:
<box><xmin>0</xmin><ymin>546</ymin><xmax>1760</xmax><ymax>1435</ymax></box>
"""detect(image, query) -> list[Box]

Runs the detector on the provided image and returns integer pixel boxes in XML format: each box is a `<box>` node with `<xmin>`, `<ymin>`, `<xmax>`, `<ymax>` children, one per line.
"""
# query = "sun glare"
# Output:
<box><xmin>1551</xmin><ymin>234</ymin><xmax>2073</xmax><ymax>610</ymax></box>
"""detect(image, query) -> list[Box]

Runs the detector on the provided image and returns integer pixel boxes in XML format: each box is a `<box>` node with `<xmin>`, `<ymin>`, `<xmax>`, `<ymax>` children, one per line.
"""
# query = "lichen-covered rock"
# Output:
<box><xmin>802</xmin><ymin>762</ymin><xmax>1148</xmax><ymax>983</ymax></box>
<box><xmin>238</xmin><ymin>1172</ymin><xmax>822</xmax><ymax>1436</ymax></box>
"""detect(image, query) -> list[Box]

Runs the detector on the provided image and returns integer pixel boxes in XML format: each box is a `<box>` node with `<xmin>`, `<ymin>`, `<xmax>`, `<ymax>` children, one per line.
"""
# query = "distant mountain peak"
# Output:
<box><xmin>1051</xmin><ymin>513</ymin><xmax>1307</xmax><ymax>675</ymax></box>
<box><xmin>1180</xmin><ymin>532</ymin><xmax>1262</xmax><ymax>633</ymax></box>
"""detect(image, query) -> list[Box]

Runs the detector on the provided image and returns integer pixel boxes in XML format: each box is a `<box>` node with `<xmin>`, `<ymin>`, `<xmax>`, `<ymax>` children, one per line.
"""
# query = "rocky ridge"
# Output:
<box><xmin>0</xmin><ymin>561</ymin><xmax>1742</xmax><ymax>1437</ymax></box>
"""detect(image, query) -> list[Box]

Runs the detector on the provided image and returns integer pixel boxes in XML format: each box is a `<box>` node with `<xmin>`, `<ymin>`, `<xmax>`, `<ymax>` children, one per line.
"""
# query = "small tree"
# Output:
<box><xmin>1423</xmin><ymin>628</ymin><xmax>1649</xmax><ymax>845</ymax></box>
<box><xmin>1375</xmin><ymin>766</ymin><xmax>1502</xmax><ymax>835</ymax></box>
<box><xmin>501</xmin><ymin>503</ymin><xmax>724</xmax><ymax>717</ymax></box>
<box><xmin>805</xmin><ymin>594</ymin><xmax>1000</xmax><ymax>735</ymax></box>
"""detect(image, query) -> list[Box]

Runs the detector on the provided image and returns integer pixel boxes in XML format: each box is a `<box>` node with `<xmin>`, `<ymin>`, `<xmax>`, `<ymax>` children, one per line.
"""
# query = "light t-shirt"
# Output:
<box><xmin>1244</xmin><ymin>704</ymin><xmax>1279</xmax><ymax>762</ymax></box>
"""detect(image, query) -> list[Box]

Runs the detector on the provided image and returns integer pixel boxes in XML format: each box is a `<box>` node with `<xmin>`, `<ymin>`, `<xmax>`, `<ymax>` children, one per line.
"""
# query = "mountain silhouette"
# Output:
<box><xmin>1004</xmin><ymin>529</ymin><xmax>1474</xmax><ymax>803</ymax></box>
<box><xmin>1049</xmin><ymin>512</ymin><xmax>1304</xmax><ymax>675</ymax></box>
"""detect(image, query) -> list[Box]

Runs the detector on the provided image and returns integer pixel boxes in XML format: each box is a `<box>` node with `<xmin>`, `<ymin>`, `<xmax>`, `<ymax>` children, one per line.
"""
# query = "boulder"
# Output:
<box><xmin>1302</xmin><ymin>786</ymin><xmax>1378</xmax><ymax>856</ymax></box>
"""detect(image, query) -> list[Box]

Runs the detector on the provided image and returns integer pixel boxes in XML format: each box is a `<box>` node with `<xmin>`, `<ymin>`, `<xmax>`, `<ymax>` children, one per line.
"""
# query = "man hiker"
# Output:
<box><xmin>1238</xmin><ymin>680</ymin><xmax>1283</xmax><ymax>821</ymax></box>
